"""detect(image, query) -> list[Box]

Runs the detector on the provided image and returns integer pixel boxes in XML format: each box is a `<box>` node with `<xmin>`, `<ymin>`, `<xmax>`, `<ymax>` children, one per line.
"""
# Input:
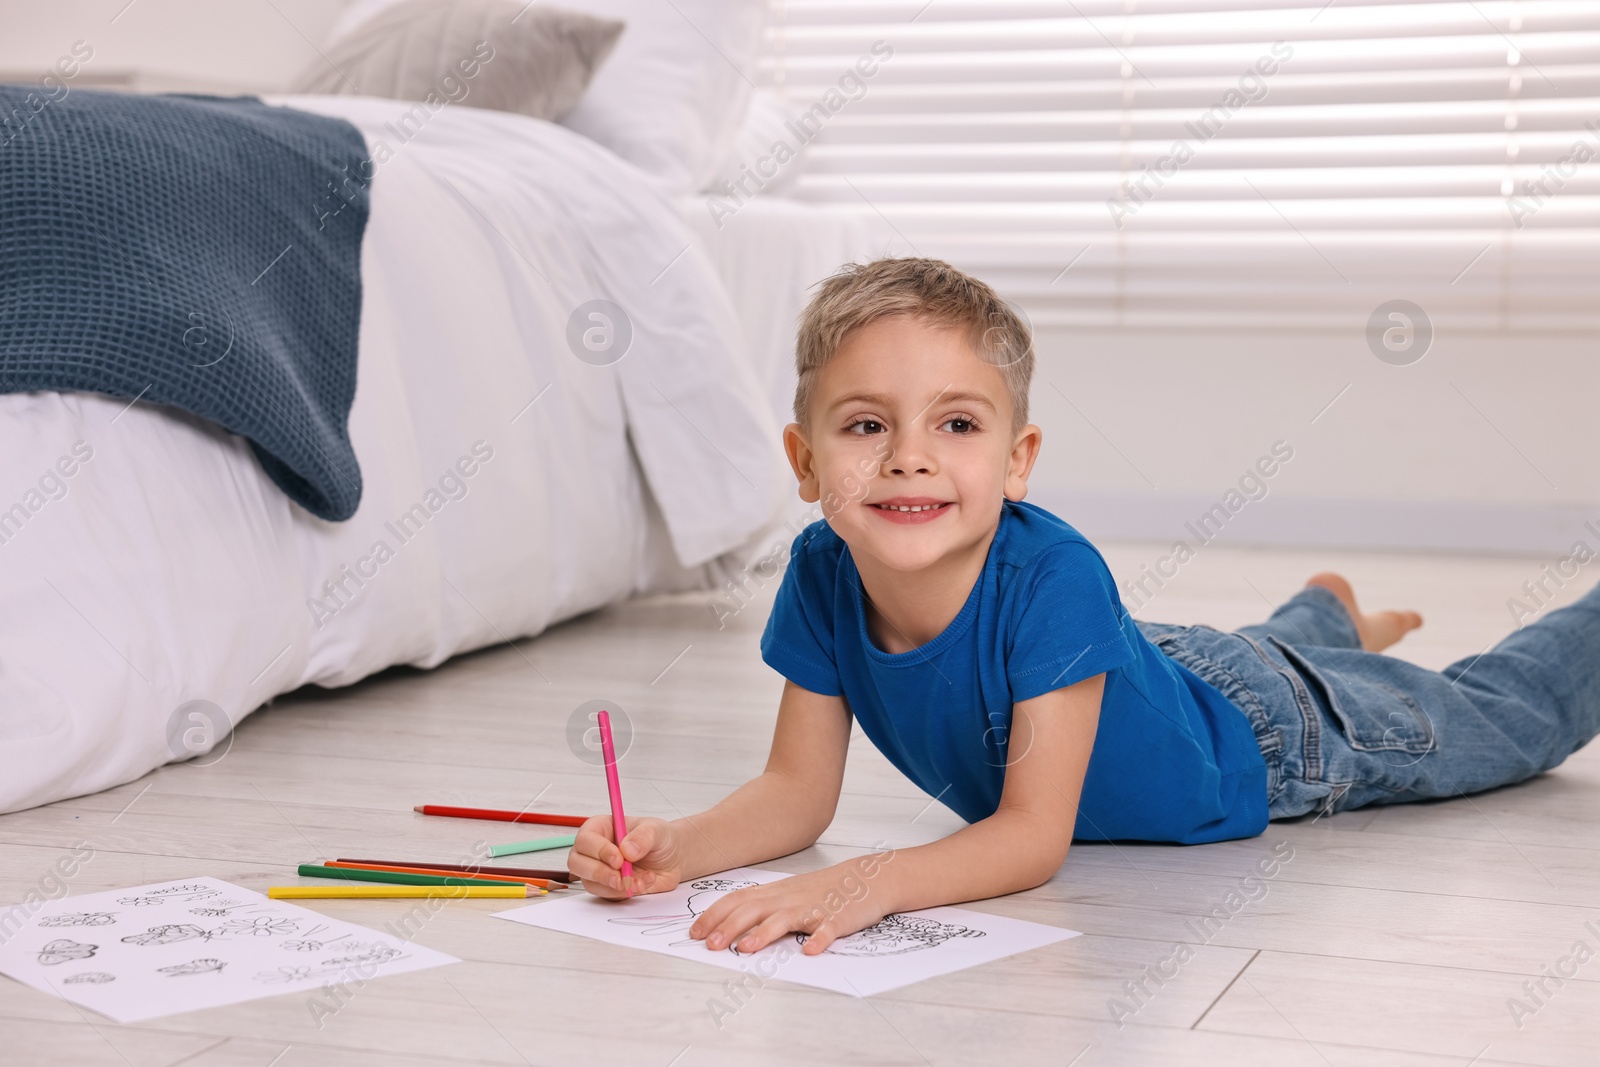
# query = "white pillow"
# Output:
<box><xmin>556</xmin><ymin>0</ymin><xmax>767</xmax><ymax>191</ymax></box>
<box><xmin>331</xmin><ymin>0</ymin><xmax>409</xmax><ymax>37</ymax></box>
<box><xmin>327</xmin><ymin>0</ymin><xmax>766</xmax><ymax>191</ymax></box>
<box><xmin>295</xmin><ymin>0</ymin><xmax>622</xmax><ymax>123</ymax></box>
<box><xmin>702</xmin><ymin>89</ymin><xmax>810</xmax><ymax>197</ymax></box>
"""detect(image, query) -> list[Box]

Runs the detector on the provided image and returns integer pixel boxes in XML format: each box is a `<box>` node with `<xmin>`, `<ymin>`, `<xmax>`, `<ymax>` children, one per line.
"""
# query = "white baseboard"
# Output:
<box><xmin>1031</xmin><ymin>489</ymin><xmax>1600</xmax><ymax>557</ymax></box>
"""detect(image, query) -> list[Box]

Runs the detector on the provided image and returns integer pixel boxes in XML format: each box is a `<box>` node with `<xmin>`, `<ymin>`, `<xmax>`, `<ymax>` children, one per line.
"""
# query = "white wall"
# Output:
<box><xmin>0</xmin><ymin>0</ymin><xmax>340</xmax><ymax>92</ymax></box>
<box><xmin>1028</xmin><ymin>327</ymin><xmax>1599</xmax><ymax>555</ymax></box>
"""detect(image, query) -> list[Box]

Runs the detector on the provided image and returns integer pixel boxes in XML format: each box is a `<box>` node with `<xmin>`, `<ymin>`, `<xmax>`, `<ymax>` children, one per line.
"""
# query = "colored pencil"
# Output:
<box><xmin>335</xmin><ymin>858</ymin><xmax>573</xmax><ymax>882</ymax></box>
<box><xmin>321</xmin><ymin>860</ymin><xmax>566</xmax><ymax>889</ymax></box>
<box><xmin>488</xmin><ymin>833</ymin><xmax>577</xmax><ymax>858</ymax></box>
<box><xmin>413</xmin><ymin>804</ymin><xmax>587</xmax><ymax>827</ymax></box>
<box><xmin>269</xmin><ymin>884</ymin><xmax>536</xmax><ymax>899</ymax></box>
<box><xmin>296</xmin><ymin>864</ymin><xmax>541</xmax><ymax>889</ymax></box>
<box><xmin>597</xmin><ymin>709</ymin><xmax>633</xmax><ymax>897</ymax></box>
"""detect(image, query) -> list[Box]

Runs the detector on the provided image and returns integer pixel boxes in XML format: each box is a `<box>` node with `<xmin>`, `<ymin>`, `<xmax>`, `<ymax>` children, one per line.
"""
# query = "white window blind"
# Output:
<box><xmin>759</xmin><ymin>0</ymin><xmax>1600</xmax><ymax>332</ymax></box>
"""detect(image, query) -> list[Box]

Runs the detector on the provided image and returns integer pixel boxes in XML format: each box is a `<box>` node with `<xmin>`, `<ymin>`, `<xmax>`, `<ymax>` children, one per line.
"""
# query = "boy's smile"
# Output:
<box><xmin>866</xmin><ymin>496</ymin><xmax>952</xmax><ymax>523</ymax></box>
<box><xmin>784</xmin><ymin>313</ymin><xmax>1042</xmax><ymax>649</ymax></box>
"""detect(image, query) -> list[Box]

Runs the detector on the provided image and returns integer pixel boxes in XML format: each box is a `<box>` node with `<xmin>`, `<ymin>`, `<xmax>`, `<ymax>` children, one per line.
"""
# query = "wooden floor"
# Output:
<box><xmin>3</xmin><ymin>538</ymin><xmax>1598</xmax><ymax>1067</ymax></box>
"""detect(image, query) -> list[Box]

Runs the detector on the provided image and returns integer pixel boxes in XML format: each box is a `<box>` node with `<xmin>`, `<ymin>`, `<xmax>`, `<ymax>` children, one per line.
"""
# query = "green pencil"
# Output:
<box><xmin>295</xmin><ymin>864</ymin><xmax>526</xmax><ymax>888</ymax></box>
<box><xmin>488</xmin><ymin>833</ymin><xmax>578</xmax><ymax>858</ymax></box>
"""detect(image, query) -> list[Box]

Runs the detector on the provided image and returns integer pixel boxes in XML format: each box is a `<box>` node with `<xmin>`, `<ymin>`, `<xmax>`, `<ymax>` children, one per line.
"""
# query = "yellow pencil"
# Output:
<box><xmin>268</xmin><ymin>884</ymin><xmax>542</xmax><ymax>900</ymax></box>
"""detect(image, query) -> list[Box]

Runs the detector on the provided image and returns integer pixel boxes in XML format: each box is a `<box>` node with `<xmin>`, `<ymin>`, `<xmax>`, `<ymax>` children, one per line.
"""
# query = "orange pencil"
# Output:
<box><xmin>323</xmin><ymin>860</ymin><xmax>566</xmax><ymax>889</ymax></box>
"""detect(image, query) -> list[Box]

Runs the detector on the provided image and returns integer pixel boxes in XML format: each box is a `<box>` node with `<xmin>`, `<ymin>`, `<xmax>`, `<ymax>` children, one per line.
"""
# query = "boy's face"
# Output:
<box><xmin>784</xmin><ymin>314</ymin><xmax>1042</xmax><ymax>575</ymax></box>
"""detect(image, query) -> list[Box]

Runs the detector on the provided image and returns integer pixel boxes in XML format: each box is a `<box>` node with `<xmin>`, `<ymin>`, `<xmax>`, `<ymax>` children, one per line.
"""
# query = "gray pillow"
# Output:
<box><xmin>291</xmin><ymin>0</ymin><xmax>623</xmax><ymax>123</ymax></box>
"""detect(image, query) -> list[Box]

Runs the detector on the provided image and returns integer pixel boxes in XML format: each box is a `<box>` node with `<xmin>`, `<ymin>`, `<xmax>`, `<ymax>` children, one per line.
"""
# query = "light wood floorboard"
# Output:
<box><xmin>2</xmin><ymin>540</ymin><xmax>1596</xmax><ymax>1066</ymax></box>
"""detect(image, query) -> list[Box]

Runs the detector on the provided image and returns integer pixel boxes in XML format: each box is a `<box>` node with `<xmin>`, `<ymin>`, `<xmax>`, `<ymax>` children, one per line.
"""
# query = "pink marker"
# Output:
<box><xmin>597</xmin><ymin>710</ymin><xmax>632</xmax><ymax>897</ymax></box>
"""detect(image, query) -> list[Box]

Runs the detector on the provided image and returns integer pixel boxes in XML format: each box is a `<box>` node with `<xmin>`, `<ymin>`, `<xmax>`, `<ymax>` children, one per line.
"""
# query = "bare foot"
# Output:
<box><xmin>1305</xmin><ymin>572</ymin><xmax>1423</xmax><ymax>652</ymax></box>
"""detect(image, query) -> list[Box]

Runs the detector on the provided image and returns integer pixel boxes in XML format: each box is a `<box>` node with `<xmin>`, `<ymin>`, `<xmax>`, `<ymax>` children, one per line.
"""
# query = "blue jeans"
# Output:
<box><xmin>1136</xmin><ymin>581</ymin><xmax>1600</xmax><ymax>819</ymax></box>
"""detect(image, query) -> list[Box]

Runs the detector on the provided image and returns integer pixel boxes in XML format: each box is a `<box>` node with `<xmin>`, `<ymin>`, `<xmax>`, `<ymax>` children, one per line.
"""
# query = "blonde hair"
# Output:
<box><xmin>793</xmin><ymin>257</ymin><xmax>1034</xmax><ymax>433</ymax></box>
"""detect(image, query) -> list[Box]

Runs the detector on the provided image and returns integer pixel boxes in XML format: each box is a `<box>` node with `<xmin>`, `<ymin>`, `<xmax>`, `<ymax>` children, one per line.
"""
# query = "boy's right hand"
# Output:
<box><xmin>570</xmin><ymin>814</ymin><xmax>683</xmax><ymax>899</ymax></box>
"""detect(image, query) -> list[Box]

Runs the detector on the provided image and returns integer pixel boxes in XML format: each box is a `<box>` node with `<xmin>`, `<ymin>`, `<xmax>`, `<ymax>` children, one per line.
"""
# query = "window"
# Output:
<box><xmin>761</xmin><ymin>1</ymin><xmax>1600</xmax><ymax>332</ymax></box>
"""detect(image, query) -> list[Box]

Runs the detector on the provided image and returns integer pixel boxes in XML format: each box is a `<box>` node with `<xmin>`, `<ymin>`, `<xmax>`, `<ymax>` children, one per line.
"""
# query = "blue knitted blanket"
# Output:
<box><xmin>0</xmin><ymin>87</ymin><xmax>370</xmax><ymax>520</ymax></box>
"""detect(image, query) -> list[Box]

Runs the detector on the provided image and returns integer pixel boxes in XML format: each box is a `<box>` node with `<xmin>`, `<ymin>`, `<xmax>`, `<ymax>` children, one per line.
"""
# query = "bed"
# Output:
<box><xmin>0</xmin><ymin>87</ymin><xmax>873</xmax><ymax>814</ymax></box>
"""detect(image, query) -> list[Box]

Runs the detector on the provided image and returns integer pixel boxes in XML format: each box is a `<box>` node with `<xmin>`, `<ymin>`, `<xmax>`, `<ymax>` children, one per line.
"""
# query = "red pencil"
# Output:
<box><xmin>413</xmin><ymin>804</ymin><xmax>587</xmax><ymax>827</ymax></box>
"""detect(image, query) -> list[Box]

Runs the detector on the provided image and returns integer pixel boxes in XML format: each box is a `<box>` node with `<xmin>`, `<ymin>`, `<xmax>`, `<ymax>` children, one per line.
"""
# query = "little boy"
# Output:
<box><xmin>571</xmin><ymin>258</ymin><xmax>1600</xmax><ymax>956</ymax></box>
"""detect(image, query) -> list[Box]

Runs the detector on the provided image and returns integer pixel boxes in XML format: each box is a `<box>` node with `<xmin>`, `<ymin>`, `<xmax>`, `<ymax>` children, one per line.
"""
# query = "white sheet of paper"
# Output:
<box><xmin>494</xmin><ymin>867</ymin><xmax>1079</xmax><ymax>997</ymax></box>
<box><xmin>0</xmin><ymin>877</ymin><xmax>459</xmax><ymax>1023</ymax></box>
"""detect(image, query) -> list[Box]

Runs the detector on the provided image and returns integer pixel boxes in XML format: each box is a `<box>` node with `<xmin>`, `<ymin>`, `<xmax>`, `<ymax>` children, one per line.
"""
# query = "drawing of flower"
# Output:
<box><xmin>324</xmin><ymin>939</ymin><xmax>374</xmax><ymax>956</ymax></box>
<box><xmin>188</xmin><ymin>899</ymin><xmax>249</xmax><ymax>916</ymax></box>
<box><xmin>221</xmin><ymin>916</ymin><xmax>298</xmax><ymax>938</ymax></box>
<box><xmin>278</xmin><ymin>923</ymin><xmax>334</xmax><ymax>952</ymax></box>
<box><xmin>255</xmin><ymin>966</ymin><xmax>315</xmax><ymax>984</ymax></box>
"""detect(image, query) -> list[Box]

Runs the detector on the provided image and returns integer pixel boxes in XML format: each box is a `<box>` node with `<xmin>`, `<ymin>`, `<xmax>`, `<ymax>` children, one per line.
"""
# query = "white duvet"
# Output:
<box><xmin>0</xmin><ymin>96</ymin><xmax>789</xmax><ymax>813</ymax></box>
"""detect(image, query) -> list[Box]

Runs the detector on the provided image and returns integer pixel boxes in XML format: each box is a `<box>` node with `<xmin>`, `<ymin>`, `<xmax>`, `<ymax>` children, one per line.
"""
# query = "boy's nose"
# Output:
<box><xmin>885</xmin><ymin>430</ymin><xmax>936</xmax><ymax>476</ymax></box>
<box><xmin>886</xmin><ymin>446</ymin><xmax>931</xmax><ymax>475</ymax></box>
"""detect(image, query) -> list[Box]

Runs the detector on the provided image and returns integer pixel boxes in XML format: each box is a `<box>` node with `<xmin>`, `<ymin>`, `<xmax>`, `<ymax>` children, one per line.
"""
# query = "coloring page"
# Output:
<box><xmin>493</xmin><ymin>867</ymin><xmax>1078</xmax><ymax>996</ymax></box>
<box><xmin>0</xmin><ymin>877</ymin><xmax>458</xmax><ymax>1023</ymax></box>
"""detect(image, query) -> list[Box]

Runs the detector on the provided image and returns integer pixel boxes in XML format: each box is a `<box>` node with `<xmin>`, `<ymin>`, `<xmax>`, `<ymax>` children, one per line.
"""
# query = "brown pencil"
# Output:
<box><xmin>323</xmin><ymin>860</ymin><xmax>566</xmax><ymax>889</ymax></box>
<box><xmin>334</xmin><ymin>858</ymin><xmax>574</xmax><ymax>883</ymax></box>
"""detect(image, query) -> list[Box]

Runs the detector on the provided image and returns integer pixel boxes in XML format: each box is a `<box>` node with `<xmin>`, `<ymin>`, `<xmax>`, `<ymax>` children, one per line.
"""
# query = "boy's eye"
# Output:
<box><xmin>847</xmin><ymin>419</ymin><xmax>886</xmax><ymax>435</ymax></box>
<box><xmin>941</xmin><ymin>418</ymin><xmax>975</xmax><ymax>434</ymax></box>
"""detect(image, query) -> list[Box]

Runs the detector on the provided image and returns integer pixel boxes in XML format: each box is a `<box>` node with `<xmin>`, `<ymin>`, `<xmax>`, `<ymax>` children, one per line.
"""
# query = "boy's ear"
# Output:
<box><xmin>783</xmin><ymin>423</ymin><xmax>821</xmax><ymax>503</ymax></box>
<box><xmin>1004</xmin><ymin>423</ymin><xmax>1043</xmax><ymax>502</ymax></box>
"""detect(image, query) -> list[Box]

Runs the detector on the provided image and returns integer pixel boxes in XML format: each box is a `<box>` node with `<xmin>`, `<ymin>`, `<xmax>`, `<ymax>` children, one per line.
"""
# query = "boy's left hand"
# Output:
<box><xmin>688</xmin><ymin>865</ymin><xmax>889</xmax><ymax>955</ymax></box>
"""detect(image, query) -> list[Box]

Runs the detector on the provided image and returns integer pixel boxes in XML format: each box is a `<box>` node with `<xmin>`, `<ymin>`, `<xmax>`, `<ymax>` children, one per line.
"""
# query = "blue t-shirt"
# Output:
<box><xmin>759</xmin><ymin>500</ymin><xmax>1268</xmax><ymax>844</ymax></box>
